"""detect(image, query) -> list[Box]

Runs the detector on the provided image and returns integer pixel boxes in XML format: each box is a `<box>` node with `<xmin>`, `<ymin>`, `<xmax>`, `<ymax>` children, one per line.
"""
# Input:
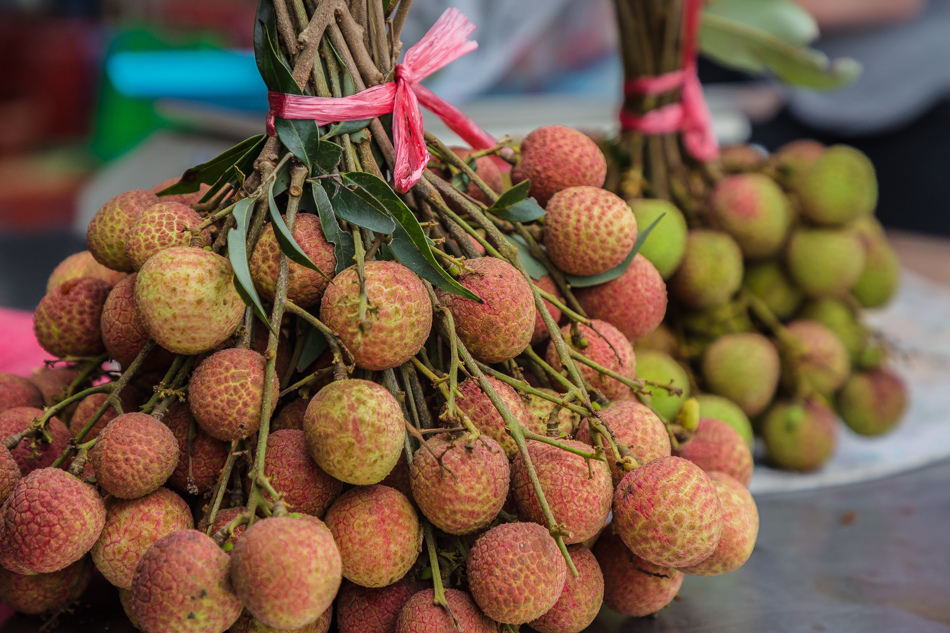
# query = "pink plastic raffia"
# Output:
<box><xmin>266</xmin><ymin>8</ymin><xmax>496</xmax><ymax>192</ymax></box>
<box><xmin>618</xmin><ymin>0</ymin><xmax>718</xmax><ymax>161</ymax></box>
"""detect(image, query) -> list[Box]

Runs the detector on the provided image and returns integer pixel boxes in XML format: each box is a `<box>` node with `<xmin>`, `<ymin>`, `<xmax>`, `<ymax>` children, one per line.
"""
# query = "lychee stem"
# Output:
<box><xmin>534</xmin><ymin>287</ymin><xmax>590</xmax><ymax>325</ymax></box>
<box><xmin>284</xmin><ymin>301</ymin><xmax>354</xmax><ymax>379</ymax></box>
<box><xmin>520</xmin><ymin>429</ymin><xmax>605</xmax><ymax>462</ymax></box>
<box><xmin>421</xmin><ymin>518</ymin><xmax>462</xmax><ymax>632</ymax></box>
<box><xmin>140</xmin><ymin>353</ymin><xmax>187</xmax><ymax>413</ymax></box>
<box><xmin>3</xmin><ymin>382</ymin><xmax>110</xmax><ymax>453</ymax></box>
<box><xmin>410</xmin><ymin>356</ymin><xmax>480</xmax><ymax>440</ymax></box>
<box><xmin>471</xmin><ymin>362</ymin><xmax>590</xmax><ymax>418</ymax></box>
<box><xmin>567</xmin><ymin>347</ymin><xmax>683</xmax><ymax>398</ymax></box>
<box><xmin>63</xmin><ymin>354</ymin><xmax>108</xmax><ymax>400</ymax></box>
<box><xmin>204</xmin><ymin>439</ymin><xmax>241</xmax><ymax>536</ymax></box>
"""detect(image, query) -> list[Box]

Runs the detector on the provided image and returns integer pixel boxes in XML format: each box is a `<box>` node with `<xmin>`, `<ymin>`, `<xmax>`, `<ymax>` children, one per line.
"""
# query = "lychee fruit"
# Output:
<box><xmin>189</xmin><ymin>348</ymin><xmax>279</xmax><ymax>442</ymax></box>
<box><xmin>134</xmin><ymin>246</ymin><xmax>245</xmax><ymax>355</ymax></box>
<box><xmin>694</xmin><ymin>394</ymin><xmax>753</xmax><ymax>448</ymax></box>
<box><xmin>34</xmin><ymin>277</ymin><xmax>112</xmax><ymax>358</ymax></box>
<box><xmin>545</xmin><ymin>320</ymin><xmax>636</xmax><ymax>400</ymax></box>
<box><xmin>86</xmin><ymin>189</ymin><xmax>159</xmax><ymax>272</ymax></box>
<box><xmin>0</xmin><ymin>407</ymin><xmax>71</xmax><ymax>474</ymax></box>
<box><xmin>271</xmin><ymin>397</ymin><xmax>309</xmax><ymax>432</ymax></box>
<box><xmin>701</xmin><ymin>332</ymin><xmax>780</xmax><ymax>416</ymax></box>
<box><xmin>230</xmin><ymin>605</ymin><xmax>333</xmax><ymax>633</ymax></box>
<box><xmin>89</xmin><ymin>412</ymin><xmax>179</xmax><ymax>499</ymax></box>
<box><xmin>198</xmin><ymin>505</ymin><xmax>247</xmax><ymax>547</ymax></box>
<box><xmin>530</xmin><ymin>275</ymin><xmax>563</xmax><ymax>344</ymax></box>
<box><xmin>633</xmin><ymin>322</ymin><xmax>677</xmax><ymax>356</ymax></box>
<box><xmin>336</xmin><ymin>577</ymin><xmax>425</xmax><ymax>633</ymax></box>
<box><xmin>575</xmin><ymin>399</ymin><xmax>671</xmax><ymax>483</ymax></box>
<box><xmin>0</xmin><ymin>373</ymin><xmax>43</xmax><ymax>412</ymax></box>
<box><xmin>675</xmin><ymin>417</ymin><xmax>753</xmax><ymax>486</ymax></box>
<box><xmin>837</xmin><ymin>368</ymin><xmax>906</xmax><ymax>436</ymax></box>
<box><xmin>762</xmin><ymin>399</ymin><xmax>838</xmax><ymax>471</ymax></box>
<box><xmin>91</xmin><ymin>487</ymin><xmax>194</xmax><ymax>588</ymax></box>
<box><xmin>325</xmin><ymin>485</ymin><xmax>421</xmax><ymax>587</ymax></box>
<box><xmin>523</xmin><ymin>389</ymin><xmax>579</xmax><ymax>438</ymax></box>
<box><xmin>150</xmin><ymin>177</ymin><xmax>210</xmax><ymax>206</ymax></box>
<box><xmin>632</xmin><ymin>350</ymin><xmax>690</xmax><ymax>421</ymax></box>
<box><xmin>795</xmin><ymin>144</ymin><xmax>877</xmax><ymax>226</ymax></box>
<box><xmin>449</xmin><ymin>375</ymin><xmax>532</xmax><ymax>458</ymax></box>
<box><xmin>251</xmin><ymin>213</ymin><xmax>337</xmax><ymax>308</ymax></box>
<box><xmin>467</xmin><ymin>521</ymin><xmax>567</xmax><ymax>624</ymax></box>
<box><xmin>612</xmin><ymin>456</ymin><xmax>722</xmax><ymax>568</ymax></box>
<box><xmin>512</xmin><ymin>125</ymin><xmax>607</xmax><ymax>207</ymax></box>
<box><xmin>0</xmin><ymin>446</ymin><xmax>20</xmax><ymax>503</ymax></box>
<box><xmin>0</xmin><ymin>557</ymin><xmax>91</xmax><ymax>615</ymax></box>
<box><xmin>100</xmin><ymin>273</ymin><xmax>175</xmax><ymax>370</ymax></box>
<box><xmin>304</xmin><ymin>379</ymin><xmax>405</xmax><ymax>485</ymax></box>
<box><xmin>709</xmin><ymin>173</ymin><xmax>792</xmax><ymax>259</ymax></box>
<box><xmin>782</xmin><ymin>319</ymin><xmax>851</xmax><ymax>396</ymax></box>
<box><xmin>2</xmin><ymin>467</ymin><xmax>106</xmax><ymax>574</ymax></box>
<box><xmin>543</xmin><ymin>186</ymin><xmax>637</xmax><ymax>276</ymax></box>
<box><xmin>849</xmin><ymin>216</ymin><xmax>900</xmax><ymax>308</ymax></box>
<box><xmin>436</xmin><ymin>256</ymin><xmax>534</xmax><ymax>364</ymax></box>
<box><xmin>719</xmin><ymin>143</ymin><xmax>767</xmax><ymax>173</ymax></box>
<box><xmin>670</xmin><ymin>230</ymin><xmax>743</xmax><ymax>310</ymax></box>
<box><xmin>69</xmin><ymin>387</ymin><xmax>142</xmax><ymax>440</ymax></box>
<box><xmin>163</xmin><ymin>400</ymin><xmax>230</xmax><ymax>495</ymax></box>
<box><xmin>131</xmin><ymin>529</ymin><xmax>242</xmax><ymax>633</ymax></box>
<box><xmin>575</xmin><ymin>254</ymin><xmax>667</xmax><ymax>341</ymax></box>
<box><xmin>320</xmin><ymin>260</ymin><xmax>431</xmax><ymax>370</ymax></box>
<box><xmin>28</xmin><ymin>366</ymin><xmax>80</xmax><ymax>408</ymax></box>
<box><xmin>263</xmin><ymin>429</ymin><xmax>343</xmax><ymax>518</ymax></box>
<box><xmin>46</xmin><ymin>250</ymin><xmax>126</xmax><ymax>293</ymax></box>
<box><xmin>379</xmin><ymin>452</ymin><xmax>413</xmax><ymax>499</ymax></box>
<box><xmin>797</xmin><ymin>298</ymin><xmax>865</xmax><ymax>361</ymax></box>
<box><xmin>629</xmin><ymin>198</ymin><xmax>688</xmax><ymax>279</ymax></box>
<box><xmin>230</xmin><ymin>516</ymin><xmax>341</xmax><ymax>630</ymax></box>
<box><xmin>771</xmin><ymin>138</ymin><xmax>825</xmax><ymax>188</ymax></box>
<box><xmin>396</xmin><ymin>588</ymin><xmax>499</xmax><ymax>633</ymax></box>
<box><xmin>593</xmin><ymin>530</ymin><xmax>683</xmax><ymax>617</ymax></box>
<box><xmin>409</xmin><ymin>434</ymin><xmax>509</xmax><ymax>535</ymax></box>
<box><xmin>679</xmin><ymin>471</ymin><xmax>758</xmax><ymax>576</ymax></box>
<box><xmin>785</xmin><ymin>228</ymin><xmax>865</xmax><ymax>299</ymax></box>
<box><xmin>126</xmin><ymin>201</ymin><xmax>211</xmax><ymax>271</ymax></box>
<box><xmin>528</xmin><ymin>544</ymin><xmax>603</xmax><ymax>633</ymax></box>
<box><xmin>742</xmin><ymin>259</ymin><xmax>804</xmax><ymax>321</ymax></box>
<box><xmin>512</xmin><ymin>440</ymin><xmax>612</xmax><ymax>544</ymax></box>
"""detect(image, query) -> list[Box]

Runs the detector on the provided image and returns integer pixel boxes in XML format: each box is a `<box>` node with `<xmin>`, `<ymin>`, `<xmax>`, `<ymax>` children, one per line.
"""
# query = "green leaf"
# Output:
<box><xmin>704</xmin><ymin>0</ymin><xmax>817</xmax><ymax>46</ymax></box>
<box><xmin>564</xmin><ymin>213</ymin><xmax>665</xmax><ymax>288</ymax></box>
<box><xmin>322</xmin><ymin>180</ymin><xmax>396</xmax><ymax>235</ymax></box>
<box><xmin>227</xmin><ymin>198</ymin><xmax>275</xmax><ymax>331</ymax></box>
<box><xmin>274</xmin><ymin>119</ymin><xmax>322</xmax><ymax>174</ymax></box>
<box><xmin>490</xmin><ymin>179</ymin><xmax>529</xmax><ymax>209</ymax></box>
<box><xmin>506</xmin><ymin>235</ymin><xmax>548</xmax><ymax>281</ymax></box>
<box><xmin>451</xmin><ymin>171</ymin><xmax>471</xmax><ymax>191</ymax></box>
<box><xmin>311</xmin><ymin>141</ymin><xmax>344</xmax><ymax>175</ymax></box>
<box><xmin>312</xmin><ymin>182</ymin><xmax>355</xmax><ymax>273</ymax></box>
<box><xmin>296</xmin><ymin>320</ymin><xmax>329</xmax><ymax>372</ymax></box>
<box><xmin>267</xmin><ymin>180</ymin><xmax>331</xmax><ymax>280</ymax></box>
<box><xmin>322</xmin><ymin>119</ymin><xmax>373</xmax><ymax>139</ymax></box>
<box><xmin>341</xmin><ymin>172</ymin><xmax>481</xmax><ymax>302</ymax></box>
<box><xmin>254</xmin><ymin>7</ymin><xmax>301</xmax><ymax>95</ymax></box>
<box><xmin>158</xmin><ymin>135</ymin><xmax>266</xmax><ymax>196</ymax></box>
<box><xmin>487</xmin><ymin>180</ymin><xmax>546</xmax><ymax>223</ymax></box>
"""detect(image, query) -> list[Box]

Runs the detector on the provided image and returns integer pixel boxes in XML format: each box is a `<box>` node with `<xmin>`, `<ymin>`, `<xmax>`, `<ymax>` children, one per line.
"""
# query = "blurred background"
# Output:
<box><xmin>1</xmin><ymin>0</ymin><xmax>948</xmax><ymax>310</ymax></box>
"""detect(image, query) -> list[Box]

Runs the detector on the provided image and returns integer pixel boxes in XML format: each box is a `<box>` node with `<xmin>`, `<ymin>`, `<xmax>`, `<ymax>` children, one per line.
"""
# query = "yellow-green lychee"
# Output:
<box><xmin>670</xmin><ymin>230</ymin><xmax>743</xmax><ymax>310</ymax></box>
<box><xmin>710</xmin><ymin>173</ymin><xmax>792</xmax><ymax>259</ymax></box>
<box><xmin>125</xmin><ymin>201</ymin><xmax>211</xmax><ymax>270</ymax></box>
<box><xmin>795</xmin><ymin>145</ymin><xmax>877</xmax><ymax>226</ymax></box>
<box><xmin>631</xmin><ymin>350</ymin><xmax>690</xmax><ymax>420</ymax></box>
<box><xmin>786</xmin><ymin>228</ymin><xmax>866</xmax><ymax>299</ymax></box>
<box><xmin>837</xmin><ymin>368</ymin><xmax>906</xmax><ymax>436</ymax></box>
<box><xmin>629</xmin><ymin>198</ymin><xmax>687</xmax><ymax>279</ymax></box>
<box><xmin>762</xmin><ymin>399</ymin><xmax>838</xmax><ymax>471</ymax></box>
<box><xmin>86</xmin><ymin>189</ymin><xmax>159</xmax><ymax>272</ymax></box>
<box><xmin>849</xmin><ymin>216</ymin><xmax>900</xmax><ymax>308</ymax></box>
<box><xmin>701</xmin><ymin>332</ymin><xmax>780</xmax><ymax>416</ymax></box>
<box><xmin>694</xmin><ymin>394</ymin><xmax>754</xmax><ymax>449</ymax></box>
<box><xmin>742</xmin><ymin>259</ymin><xmax>804</xmax><ymax>321</ymax></box>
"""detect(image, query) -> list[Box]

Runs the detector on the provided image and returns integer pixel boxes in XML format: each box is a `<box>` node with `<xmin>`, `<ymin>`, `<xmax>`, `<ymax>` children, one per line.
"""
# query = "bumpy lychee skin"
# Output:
<box><xmin>762</xmin><ymin>399</ymin><xmax>838</xmax><ymax>472</ymax></box>
<box><xmin>163</xmin><ymin>400</ymin><xmax>229</xmax><ymax>494</ymax></box>
<box><xmin>710</xmin><ymin>174</ymin><xmax>792</xmax><ymax>259</ymax></box>
<box><xmin>742</xmin><ymin>259</ymin><xmax>804</xmax><ymax>321</ymax></box>
<box><xmin>0</xmin><ymin>558</ymin><xmax>91</xmax><ymax>615</ymax></box>
<box><xmin>2</xmin><ymin>468</ymin><xmax>106</xmax><ymax>574</ymax></box>
<box><xmin>90</xmin><ymin>412</ymin><xmax>179</xmax><ymax>499</ymax></box>
<box><xmin>126</xmin><ymin>201</ymin><xmax>211</xmax><ymax>270</ymax></box>
<box><xmin>189</xmin><ymin>348</ymin><xmax>279</xmax><ymax>442</ymax></box>
<box><xmin>630</xmin><ymin>198</ymin><xmax>688</xmax><ymax>279</ymax></box>
<box><xmin>786</xmin><ymin>228</ymin><xmax>865</xmax><ymax>299</ymax></box>
<box><xmin>838</xmin><ymin>369</ymin><xmax>907</xmax><ymax>436</ymax></box>
<box><xmin>632</xmin><ymin>350</ymin><xmax>691</xmax><ymax>420</ymax></box>
<box><xmin>135</xmin><ymin>246</ymin><xmax>245</xmax><ymax>355</ymax></box>
<box><xmin>783</xmin><ymin>319</ymin><xmax>851</xmax><ymax>396</ymax></box>
<box><xmin>46</xmin><ymin>250</ymin><xmax>126</xmax><ymax>293</ymax></box>
<box><xmin>676</xmin><ymin>418</ymin><xmax>754</xmax><ymax>486</ymax></box>
<box><xmin>701</xmin><ymin>332</ymin><xmax>780</xmax><ymax>416</ymax></box>
<box><xmin>86</xmin><ymin>189</ymin><xmax>160</xmax><ymax>272</ymax></box>
<box><xmin>531</xmin><ymin>275</ymin><xmax>563</xmax><ymax>344</ymax></box>
<box><xmin>230</xmin><ymin>516</ymin><xmax>342</xmax><ymax>630</ymax></box>
<box><xmin>131</xmin><ymin>529</ymin><xmax>242</xmax><ymax>633</ymax></box>
<box><xmin>0</xmin><ymin>447</ymin><xmax>20</xmax><ymax>503</ymax></box>
<box><xmin>694</xmin><ymin>394</ymin><xmax>754</xmax><ymax>448</ymax></box>
<box><xmin>304</xmin><ymin>379</ymin><xmax>404</xmax><ymax>485</ymax></box>
<box><xmin>410</xmin><ymin>434</ymin><xmax>509</xmax><ymax>535</ymax></box>
<box><xmin>251</xmin><ymin>214</ymin><xmax>337</xmax><ymax>309</ymax></box>
<box><xmin>230</xmin><ymin>605</ymin><xmax>333</xmax><ymax>633</ymax></box>
<box><xmin>0</xmin><ymin>407</ymin><xmax>70</xmax><ymax>474</ymax></box>
<box><xmin>92</xmin><ymin>487</ymin><xmax>194</xmax><ymax>589</ymax></box>
<box><xmin>271</xmin><ymin>397</ymin><xmax>309</xmax><ymax>432</ymax></box>
<box><xmin>512</xmin><ymin>440</ymin><xmax>612</xmax><ymax>544</ymax></box>
<box><xmin>0</xmin><ymin>373</ymin><xmax>43</xmax><ymax>412</ymax></box>
<box><xmin>467</xmin><ymin>521</ymin><xmax>567</xmax><ymax>624</ymax></box>
<box><xmin>325</xmin><ymin>485</ymin><xmax>421</xmax><ymax>588</ymax></box>
<box><xmin>397</xmin><ymin>588</ymin><xmax>499</xmax><ymax>633</ymax></box>
<box><xmin>512</xmin><ymin>125</ymin><xmax>607</xmax><ymax>207</ymax></box>
<box><xmin>613</xmin><ymin>456</ymin><xmax>722</xmax><ymax>568</ymax></box>
<box><xmin>546</xmin><ymin>320</ymin><xmax>637</xmax><ymax>400</ymax></box>
<box><xmin>29</xmin><ymin>366</ymin><xmax>80</xmax><ymax>408</ymax></box>
<box><xmin>198</xmin><ymin>506</ymin><xmax>247</xmax><ymax>547</ymax></box>
<box><xmin>336</xmin><ymin>577</ymin><xmax>425</xmax><ymax>633</ymax></box>
<box><xmin>529</xmin><ymin>545</ymin><xmax>603</xmax><ymax>633</ymax></box>
<box><xmin>575</xmin><ymin>399</ymin><xmax>671</xmax><ymax>483</ymax></box>
<box><xmin>436</xmin><ymin>256</ymin><xmax>534</xmax><ymax>364</ymax></box>
<box><xmin>850</xmin><ymin>216</ymin><xmax>900</xmax><ymax>309</ymax></box>
<box><xmin>543</xmin><ymin>186</ymin><xmax>637</xmax><ymax>277</ymax></box>
<box><xmin>575</xmin><ymin>254</ymin><xmax>667</xmax><ymax>341</ymax></box>
<box><xmin>34</xmin><ymin>277</ymin><xmax>111</xmax><ymax>358</ymax></box>
<box><xmin>796</xmin><ymin>145</ymin><xmax>877</xmax><ymax>226</ymax></box>
<box><xmin>69</xmin><ymin>388</ymin><xmax>142</xmax><ymax>441</ymax></box>
<box><xmin>523</xmin><ymin>389</ymin><xmax>578</xmax><ymax>439</ymax></box>
<box><xmin>450</xmin><ymin>376</ymin><xmax>533</xmax><ymax>458</ymax></box>
<box><xmin>593</xmin><ymin>530</ymin><xmax>683</xmax><ymax>617</ymax></box>
<box><xmin>323</xmin><ymin>263</ymin><xmax>431</xmax><ymax>372</ymax></box>
<box><xmin>101</xmin><ymin>274</ymin><xmax>174</xmax><ymax>370</ymax></box>
<box><xmin>263</xmin><ymin>429</ymin><xmax>343</xmax><ymax>518</ymax></box>
<box><xmin>670</xmin><ymin>230</ymin><xmax>743</xmax><ymax>310</ymax></box>
<box><xmin>679</xmin><ymin>472</ymin><xmax>758</xmax><ymax>576</ymax></box>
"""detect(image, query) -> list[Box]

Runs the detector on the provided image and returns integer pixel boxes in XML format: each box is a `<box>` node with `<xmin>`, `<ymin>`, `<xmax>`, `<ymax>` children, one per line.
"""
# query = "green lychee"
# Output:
<box><xmin>675</xmin><ymin>418</ymin><xmax>753</xmax><ymax>486</ymax></box>
<box><xmin>797</xmin><ymin>298</ymin><xmax>866</xmax><ymax>362</ymax></box>
<box><xmin>629</xmin><ymin>198</ymin><xmax>688</xmax><ymax>279</ymax></box>
<box><xmin>670</xmin><ymin>230</ymin><xmax>743</xmax><ymax>310</ymax></box>
<box><xmin>126</xmin><ymin>201</ymin><xmax>211</xmax><ymax>270</ymax></box>
<box><xmin>837</xmin><ymin>368</ymin><xmax>906</xmax><ymax>436</ymax></box>
<box><xmin>593</xmin><ymin>530</ymin><xmax>683</xmax><ymax>617</ymax></box>
<box><xmin>86</xmin><ymin>189</ymin><xmax>159</xmax><ymax>272</ymax></box>
<box><xmin>512</xmin><ymin>125</ymin><xmax>607</xmax><ymax>207</ymax></box>
<box><xmin>631</xmin><ymin>350</ymin><xmax>690</xmax><ymax>420</ymax></box>
<box><xmin>529</xmin><ymin>544</ymin><xmax>604</xmax><ymax>633</ymax></box>
<box><xmin>771</xmin><ymin>138</ymin><xmax>825</xmax><ymax>189</ymax></box>
<box><xmin>786</xmin><ymin>228</ymin><xmax>865</xmax><ymax>299</ymax></box>
<box><xmin>633</xmin><ymin>322</ymin><xmax>677</xmax><ymax>356</ymax></box>
<box><xmin>545</xmin><ymin>320</ymin><xmax>637</xmax><ymax>400</ymax></box>
<box><xmin>782</xmin><ymin>319</ymin><xmax>851</xmax><ymax>396</ymax></box>
<box><xmin>694</xmin><ymin>394</ymin><xmax>754</xmax><ymax>448</ymax></box>
<box><xmin>762</xmin><ymin>399</ymin><xmax>838</xmax><ymax>472</ymax></box>
<box><xmin>742</xmin><ymin>259</ymin><xmax>804</xmax><ymax>321</ymax></box>
<box><xmin>709</xmin><ymin>173</ymin><xmax>792</xmax><ymax>259</ymax></box>
<box><xmin>34</xmin><ymin>277</ymin><xmax>112</xmax><ymax>358</ymax></box>
<box><xmin>701</xmin><ymin>332</ymin><xmax>780</xmax><ymax>416</ymax></box>
<box><xmin>796</xmin><ymin>145</ymin><xmax>877</xmax><ymax>226</ymax></box>
<box><xmin>575</xmin><ymin>254</ymin><xmax>667</xmax><ymax>341</ymax></box>
<box><xmin>849</xmin><ymin>216</ymin><xmax>900</xmax><ymax>308</ymax></box>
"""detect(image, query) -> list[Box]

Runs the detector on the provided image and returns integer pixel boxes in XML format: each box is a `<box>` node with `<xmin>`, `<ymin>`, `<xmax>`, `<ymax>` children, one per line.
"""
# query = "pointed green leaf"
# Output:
<box><xmin>487</xmin><ymin>180</ymin><xmax>545</xmax><ymax>223</ymax></box>
<box><xmin>451</xmin><ymin>171</ymin><xmax>471</xmax><ymax>191</ymax></box>
<box><xmin>311</xmin><ymin>141</ymin><xmax>344</xmax><ymax>175</ymax></box>
<box><xmin>489</xmin><ymin>179</ymin><xmax>529</xmax><ymax>210</ymax></box>
<box><xmin>506</xmin><ymin>235</ymin><xmax>549</xmax><ymax>281</ymax></box>
<box><xmin>274</xmin><ymin>119</ymin><xmax>321</xmax><ymax>174</ymax></box>
<box><xmin>564</xmin><ymin>213</ymin><xmax>665</xmax><ymax>288</ymax></box>
<box><xmin>255</xmin><ymin>13</ymin><xmax>301</xmax><ymax>95</ymax></box>
<box><xmin>267</xmin><ymin>180</ymin><xmax>331</xmax><ymax>280</ymax></box>
<box><xmin>341</xmin><ymin>172</ymin><xmax>480</xmax><ymax>302</ymax></box>
<box><xmin>322</xmin><ymin>119</ymin><xmax>373</xmax><ymax>139</ymax></box>
<box><xmin>158</xmin><ymin>135</ymin><xmax>266</xmax><ymax>196</ymax></box>
<box><xmin>322</xmin><ymin>180</ymin><xmax>396</xmax><ymax>235</ymax></box>
<box><xmin>312</xmin><ymin>182</ymin><xmax>355</xmax><ymax>273</ymax></box>
<box><xmin>227</xmin><ymin>198</ymin><xmax>274</xmax><ymax>331</ymax></box>
<box><xmin>296</xmin><ymin>319</ymin><xmax>329</xmax><ymax>372</ymax></box>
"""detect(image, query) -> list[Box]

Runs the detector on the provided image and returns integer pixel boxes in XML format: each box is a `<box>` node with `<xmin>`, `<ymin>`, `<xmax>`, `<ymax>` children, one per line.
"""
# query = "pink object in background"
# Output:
<box><xmin>0</xmin><ymin>308</ymin><xmax>51</xmax><ymax>377</ymax></box>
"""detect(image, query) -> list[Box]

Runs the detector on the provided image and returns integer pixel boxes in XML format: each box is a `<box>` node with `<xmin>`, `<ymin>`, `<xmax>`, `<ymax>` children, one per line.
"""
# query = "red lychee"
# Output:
<box><xmin>679</xmin><ymin>472</ymin><xmax>758</xmax><ymax>576</ymax></box>
<box><xmin>449</xmin><ymin>375</ymin><xmax>532</xmax><ymax>458</ymax></box>
<box><xmin>512</xmin><ymin>125</ymin><xmax>607</xmax><ymax>207</ymax></box>
<box><xmin>0</xmin><ymin>407</ymin><xmax>71</xmax><ymax>474</ymax></box>
<box><xmin>263</xmin><ymin>429</ymin><xmax>343</xmax><ymax>518</ymax></box>
<box><xmin>251</xmin><ymin>213</ymin><xmax>337</xmax><ymax>308</ymax></box>
<box><xmin>546</xmin><ymin>320</ymin><xmax>636</xmax><ymax>400</ymax></box>
<box><xmin>126</xmin><ymin>201</ymin><xmax>211</xmax><ymax>270</ymax></box>
<box><xmin>528</xmin><ymin>544</ymin><xmax>604</xmax><ymax>633</ymax></box>
<box><xmin>34</xmin><ymin>277</ymin><xmax>112</xmax><ymax>358</ymax></box>
<box><xmin>675</xmin><ymin>417</ymin><xmax>753</xmax><ymax>486</ymax></box>
<box><xmin>68</xmin><ymin>387</ymin><xmax>143</xmax><ymax>441</ymax></box>
<box><xmin>336</xmin><ymin>577</ymin><xmax>425</xmax><ymax>633</ymax></box>
<box><xmin>0</xmin><ymin>373</ymin><xmax>44</xmax><ymax>412</ymax></box>
<box><xmin>0</xmin><ymin>446</ymin><xmax>20</xmax><ymax>503</ymax></box>
<box><xmin>46</xmin><ymin>250</ymin><xmax>126</xmax><ymax>293</ymax></box>
<box><xmin>575</xmin><ymin>399</ymin><xmax>671</xmax><ymax>483</ymax></box>
<box><xmin>89</xmin><ymin>412</ymin><xmax>179</xmax><ymax>499</ymax></box>
<box><xmin>163</xmin><ymin>400</ymin><xmax>230</xmax><ymax>495</ymax></box>
<box><xmin>575</xmin><ymin>254</ymin><xmax>667</xmax><ymax>341</ymax></box>
<box><xmin>396</xmin><ymin>588</ymin><xmax>499</xmax><ymax>633</ymax></box>
<box><xmin>593</xmin><ymin>530</ymin><xmax>683</xmax><ymax>617</ymax></box>
<box><xmin>86</xmin><ymin>189</ymin><xmax>159</xmax><ymax>272</ymax></box>
<box><xmin>531</xmin><ymin>275</ymin><xmax>563</xmax><ymax>344</ymax></box>
<box><xmin>0</xmin><ymin>557</ymin><xmax>91</xmax><ymax>615</ymax></box>
<box><xmin>100</xmin><ymin>273</ymin><xmax>175</xmax><ymax>370</ymax></box>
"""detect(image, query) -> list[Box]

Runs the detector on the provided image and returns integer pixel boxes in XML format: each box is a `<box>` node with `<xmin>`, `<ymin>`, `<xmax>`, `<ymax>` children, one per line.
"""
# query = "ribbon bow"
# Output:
<box><xmin>619</xmin><ymin>0</ymin><xmax>718</xmax><ymax>162</ymax></box>
<box><xmin>266</xmin><ymin>8</ymin><xmax>496</xmax><ymax>192</ymax></box>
